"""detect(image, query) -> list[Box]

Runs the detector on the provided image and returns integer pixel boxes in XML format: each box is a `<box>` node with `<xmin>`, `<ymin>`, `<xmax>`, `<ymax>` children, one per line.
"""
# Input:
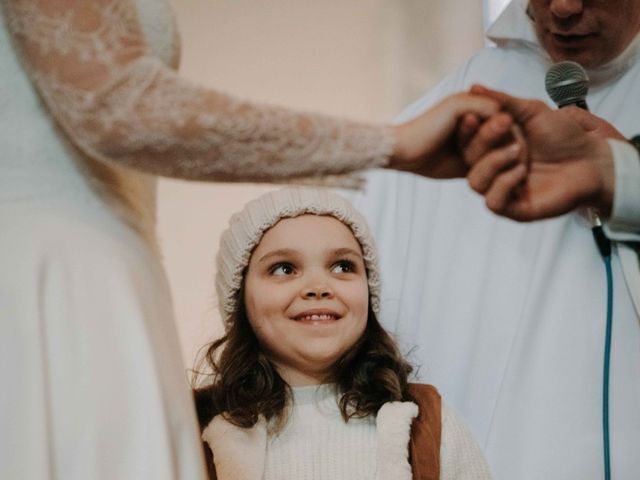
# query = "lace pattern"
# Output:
<box><xmin>3</xmin><ymin>0</ymin><xmax>394</xmax><ymax>184</ymax></box>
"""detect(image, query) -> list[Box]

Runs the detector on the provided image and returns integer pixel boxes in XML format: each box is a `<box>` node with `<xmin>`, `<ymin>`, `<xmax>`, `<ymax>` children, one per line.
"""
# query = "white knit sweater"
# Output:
<box><xmin>203</xmin><ymin>385</ymin><xmax>492</xmax><ymax>480</ymax></box>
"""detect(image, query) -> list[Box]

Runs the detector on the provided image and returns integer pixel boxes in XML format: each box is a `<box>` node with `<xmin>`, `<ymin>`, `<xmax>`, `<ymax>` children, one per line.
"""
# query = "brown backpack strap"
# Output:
<box><xmin>203</xmin><ymin>442</ymin><xmax>218</xmax><ymax>480</ymax></box>
<box><xmin>407</xmin><ymin>383</ymin><xmax>442</xmax><ymax>480</ymax></box>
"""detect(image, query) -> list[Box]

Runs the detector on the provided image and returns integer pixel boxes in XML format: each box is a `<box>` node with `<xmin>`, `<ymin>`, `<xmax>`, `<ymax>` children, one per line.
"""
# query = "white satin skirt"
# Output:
<box><xmin>0</xmin><ymin>194</ymin><xmax>206</xmax><ymax>479</ymax></box>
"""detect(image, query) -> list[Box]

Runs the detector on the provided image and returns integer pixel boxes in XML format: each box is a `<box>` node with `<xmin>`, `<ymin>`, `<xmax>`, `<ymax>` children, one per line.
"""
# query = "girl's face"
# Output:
<box><xmin>243</xmin><ymin>214</ymin><xmax>369</xmax><ymax>386</ymax></box>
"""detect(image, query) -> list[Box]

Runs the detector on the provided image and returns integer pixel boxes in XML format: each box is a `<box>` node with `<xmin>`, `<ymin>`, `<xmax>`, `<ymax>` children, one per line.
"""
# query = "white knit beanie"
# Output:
<box><xmin>215</xmin><ymin>187</ymin><xmax>381</xmax><ymax>326</ymax></box>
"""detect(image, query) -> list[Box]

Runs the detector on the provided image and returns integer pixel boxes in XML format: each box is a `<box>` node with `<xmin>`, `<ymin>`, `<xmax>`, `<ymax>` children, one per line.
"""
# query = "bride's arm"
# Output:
<box><xmin>4</xmin><ymin>0</ymin><xmax>394</xmax><ymax>182</ymax></box>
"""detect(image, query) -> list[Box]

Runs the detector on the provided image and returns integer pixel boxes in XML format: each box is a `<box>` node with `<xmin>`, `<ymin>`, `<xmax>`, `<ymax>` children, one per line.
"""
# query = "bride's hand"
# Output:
<box><xmin>388</xmin><ymin>92</ymin><xmax>502</xmax><ymax>178</ymax></box>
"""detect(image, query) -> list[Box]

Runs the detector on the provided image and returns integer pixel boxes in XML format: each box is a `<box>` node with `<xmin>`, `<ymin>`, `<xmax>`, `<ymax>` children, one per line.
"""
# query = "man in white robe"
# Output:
<box><xmin>350</xmin><ymin>0</ymin><xmax>640</xmax><ymax>478</ymax></box>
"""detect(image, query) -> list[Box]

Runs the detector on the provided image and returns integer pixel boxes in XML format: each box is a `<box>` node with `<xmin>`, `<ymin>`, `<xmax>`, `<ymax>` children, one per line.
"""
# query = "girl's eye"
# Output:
<box><xmin>271</xmin><ymin>263</ymin><xmax>295</xmax><ymax>276</ymax></box>
<box><xmin>331</xmin><ymin>260</ymin><xmax>356</xmax><ymax>274</ymax></box>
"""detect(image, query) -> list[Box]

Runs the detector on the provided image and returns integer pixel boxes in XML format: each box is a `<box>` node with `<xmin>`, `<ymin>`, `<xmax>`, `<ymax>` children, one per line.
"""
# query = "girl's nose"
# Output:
<box><xmin>302</xmin><ymin>283</ymin><xmax>334</xmax><ymax>299</ymax></box>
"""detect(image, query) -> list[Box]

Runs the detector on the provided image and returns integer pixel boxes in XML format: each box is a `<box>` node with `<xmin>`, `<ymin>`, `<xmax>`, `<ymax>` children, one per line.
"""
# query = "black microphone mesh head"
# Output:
<box><xmin>545</xmin><ymin>61</ymin><xmax>589</xmax><ymax>107</ymax></box>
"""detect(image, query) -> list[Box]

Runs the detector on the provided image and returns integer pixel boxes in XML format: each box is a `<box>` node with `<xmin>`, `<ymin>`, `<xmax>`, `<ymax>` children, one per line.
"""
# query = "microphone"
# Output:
<box><xmin>546</xmin><ymin>64</ymin><xmax>613</xmax><ymax>480</ymax></box>
<box><xmin>544</xmin><ymin>61</ymin><xmax>590</xmax><ymax>110</ymax></box>
<box><xmin>544</xmin><ymin>61</ymin><xmax>610</xmax><ymax>255</ymax></box>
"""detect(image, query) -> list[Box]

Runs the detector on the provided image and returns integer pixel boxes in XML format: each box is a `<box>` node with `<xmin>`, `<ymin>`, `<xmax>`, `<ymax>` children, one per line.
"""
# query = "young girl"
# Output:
<box><xmin>194</xmin><ymin>187</ymin><xmax>491</xmax><ymax>480</ymax></box>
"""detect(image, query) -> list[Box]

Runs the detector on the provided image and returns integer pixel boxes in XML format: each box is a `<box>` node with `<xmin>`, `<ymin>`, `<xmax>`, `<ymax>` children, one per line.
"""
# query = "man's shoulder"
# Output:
<box><xmin>463</xmin><ymin>43</ymin><xmax>543</xmax><ymax>80</ymax></box>
<box><xmin>397</xmin><ymin>44</ymin><xmax>545</xmax><ymax>122</ymax></box>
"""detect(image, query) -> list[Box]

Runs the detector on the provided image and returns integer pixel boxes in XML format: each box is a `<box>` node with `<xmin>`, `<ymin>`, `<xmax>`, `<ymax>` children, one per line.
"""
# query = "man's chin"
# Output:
<box><xmin>548</xmin><ymin>48</ymin><xmax>602</xmax><ymax>70</ymax></box>
<box><xmin>539</xmin><ymin>36</ymin><xmax>603</xmax><ymax>69</ymax></box>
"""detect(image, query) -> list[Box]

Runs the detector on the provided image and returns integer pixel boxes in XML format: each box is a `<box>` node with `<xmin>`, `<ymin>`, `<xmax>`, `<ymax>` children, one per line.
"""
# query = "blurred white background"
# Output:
<box><xmin>160</xmin><ymin>0</ymin><xmax>509</xmax><ymax>369</ymax></box>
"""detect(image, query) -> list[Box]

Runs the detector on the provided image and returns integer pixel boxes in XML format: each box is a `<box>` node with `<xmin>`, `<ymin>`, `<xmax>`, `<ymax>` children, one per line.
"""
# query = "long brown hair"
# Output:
<box><xmin>193</xmin><ymin>283</ymin><xmax>413</xmax><ymax>431</ymax></box>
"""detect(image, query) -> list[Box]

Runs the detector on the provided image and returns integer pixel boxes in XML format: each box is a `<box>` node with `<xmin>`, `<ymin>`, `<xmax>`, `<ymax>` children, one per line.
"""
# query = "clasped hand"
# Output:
<box><xmin>389</xmin><ymin>86</ymin><xmax>619</xmax><ymax>222</ymax></box>
<box><xmin>458</xmin><ymin>85</ymin><xmax>621</xmax><ymax>222</ymax></box>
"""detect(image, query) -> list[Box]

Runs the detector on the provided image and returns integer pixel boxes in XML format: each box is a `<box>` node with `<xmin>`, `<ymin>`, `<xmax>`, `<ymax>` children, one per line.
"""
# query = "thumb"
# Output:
<box><xmin>562</xmin><ymin>107</ymin><xmax>626</xmax><ymax>140</ymax></box>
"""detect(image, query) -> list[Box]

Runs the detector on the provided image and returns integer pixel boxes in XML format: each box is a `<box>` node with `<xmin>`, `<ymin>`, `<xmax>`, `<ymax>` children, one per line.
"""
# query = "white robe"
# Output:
<box><xmin>349</xmin><ymin>1</ymin><xmax>640</xmax><ymax>479</ymax></box>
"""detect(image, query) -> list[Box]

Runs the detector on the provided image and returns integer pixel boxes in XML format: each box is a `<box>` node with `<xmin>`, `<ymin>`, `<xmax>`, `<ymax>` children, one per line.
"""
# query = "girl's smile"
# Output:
<box><xmin>291</xmin><ymin>308</ymin><xmax>342</xmax><ymax>323</ymax></box>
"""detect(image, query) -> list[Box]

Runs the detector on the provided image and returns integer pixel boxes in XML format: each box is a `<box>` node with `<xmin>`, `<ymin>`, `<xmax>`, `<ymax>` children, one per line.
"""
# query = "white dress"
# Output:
<box><xmin>0</xmin><ymin>1</ymin><xmax>393</xmax><ymax>478</ymax></box>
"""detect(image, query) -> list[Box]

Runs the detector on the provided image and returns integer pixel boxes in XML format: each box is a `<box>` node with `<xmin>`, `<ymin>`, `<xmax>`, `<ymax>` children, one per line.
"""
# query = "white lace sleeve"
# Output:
<box><xmin>3</xmin><ymin>0</ymin><xmax>394</xmax><ymax>182</ymax></box>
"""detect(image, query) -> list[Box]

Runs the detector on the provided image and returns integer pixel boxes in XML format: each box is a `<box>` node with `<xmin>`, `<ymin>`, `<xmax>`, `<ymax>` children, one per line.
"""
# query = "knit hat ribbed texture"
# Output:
<box><xmin>216</xmin><ymin>187</ymin><xmax>381</xmax><ymax>326</ymax></box>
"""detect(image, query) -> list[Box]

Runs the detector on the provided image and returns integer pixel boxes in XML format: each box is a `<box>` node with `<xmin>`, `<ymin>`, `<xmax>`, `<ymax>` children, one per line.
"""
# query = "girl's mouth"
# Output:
<box><xmin>295</xmin><ymin>313</ymin><xmax>339</xmax><ymax>322</ymax></box>
<box><xmin>292</xmin><ymin>309</ymin><xmax>343</xmax><ymax>323</ymax></box>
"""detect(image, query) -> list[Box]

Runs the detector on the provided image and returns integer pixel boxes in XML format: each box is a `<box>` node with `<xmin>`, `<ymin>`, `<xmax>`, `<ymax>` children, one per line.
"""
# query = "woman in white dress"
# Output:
<box><xmin>0</xmin><ymin>1</ymin><xmax>500</xmax><ymax>478</ymax></box>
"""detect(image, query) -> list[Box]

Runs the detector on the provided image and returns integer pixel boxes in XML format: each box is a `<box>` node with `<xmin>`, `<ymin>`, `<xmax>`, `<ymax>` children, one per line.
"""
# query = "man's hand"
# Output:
<box><xmin>461</xmin><ymin>85</ymin><xmax>619</xmax><ymax>222</ymax></box>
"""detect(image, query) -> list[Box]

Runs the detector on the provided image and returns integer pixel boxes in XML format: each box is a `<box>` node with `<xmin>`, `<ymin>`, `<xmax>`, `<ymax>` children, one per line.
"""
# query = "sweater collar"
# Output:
<box><xmin>486</xmin><ymin>0</ymin><xmax>640</xmax><ymax>88</ymax></box>
<box><xmin>202</xmin><ymin>398</ymin><xmax>419</xmax><ymax>480</ymax></box>
<box><xmin>290</xmin><ymin>383</ymin><xmax>336</xmax><ymax>405</ymax></box>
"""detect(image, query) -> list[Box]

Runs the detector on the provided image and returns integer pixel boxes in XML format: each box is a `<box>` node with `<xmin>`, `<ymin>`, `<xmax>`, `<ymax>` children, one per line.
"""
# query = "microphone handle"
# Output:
<box><xmin>559</xmin><ymin>99</ymin><xmax>589</xmax><ymax>110</ymax></box>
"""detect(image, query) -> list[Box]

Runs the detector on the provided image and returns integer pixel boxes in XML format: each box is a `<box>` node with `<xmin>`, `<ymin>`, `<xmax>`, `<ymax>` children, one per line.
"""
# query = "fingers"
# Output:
<box><xmin>484</xmin><ymin>163</ymin><xmax>528</xmax><ymax>214</ymax></box>
<box><xmin>484</xmin><ymin>168</ymin><xmax>591</xmax><ymax>222</ymax></box>
<box><xmin>443</xmin><ymin>91</ymin><xmax>503</xmax><ymax>120</ymax></box>
<box><xmin>393</xmin><ymin>92</ymin><xmax>503</xmax><ymax>165</ymax></box>
<box><xmin>465</xmin><ymin>94</ymin><xmax>503</xmax><ymax>117</ymax></box>
<box><xmin>457</xmin><ymin>113</ymin><xmax>481</xmax><ymax>151</ymax></box>
<box><xmin>459</xmin><ymin>113</ymin><xmax>481</xmax><ymax>139</ymax></box>
<box><xmin>509</xmin><ymin>122</ymin><xmax>528</xmax><ymax>166</ymax></box>
<box><xmin>470</xmin><ymin>84</ymin><xmax>549</xmax><ymax>122</ymax></box>
<box><xmin>469</xmin><ymin>84</ymin><xmax>513</xmax><ymax>104</ymax></box>
<box><xmin>467</xmin><ymin>142</ymin><xmax>522</xmax><ymax>193</ymax></box>
<box><xmin>464</xmin><ymin>112</ymin><xmax>514</xmax><ymax>165</ymax></box>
